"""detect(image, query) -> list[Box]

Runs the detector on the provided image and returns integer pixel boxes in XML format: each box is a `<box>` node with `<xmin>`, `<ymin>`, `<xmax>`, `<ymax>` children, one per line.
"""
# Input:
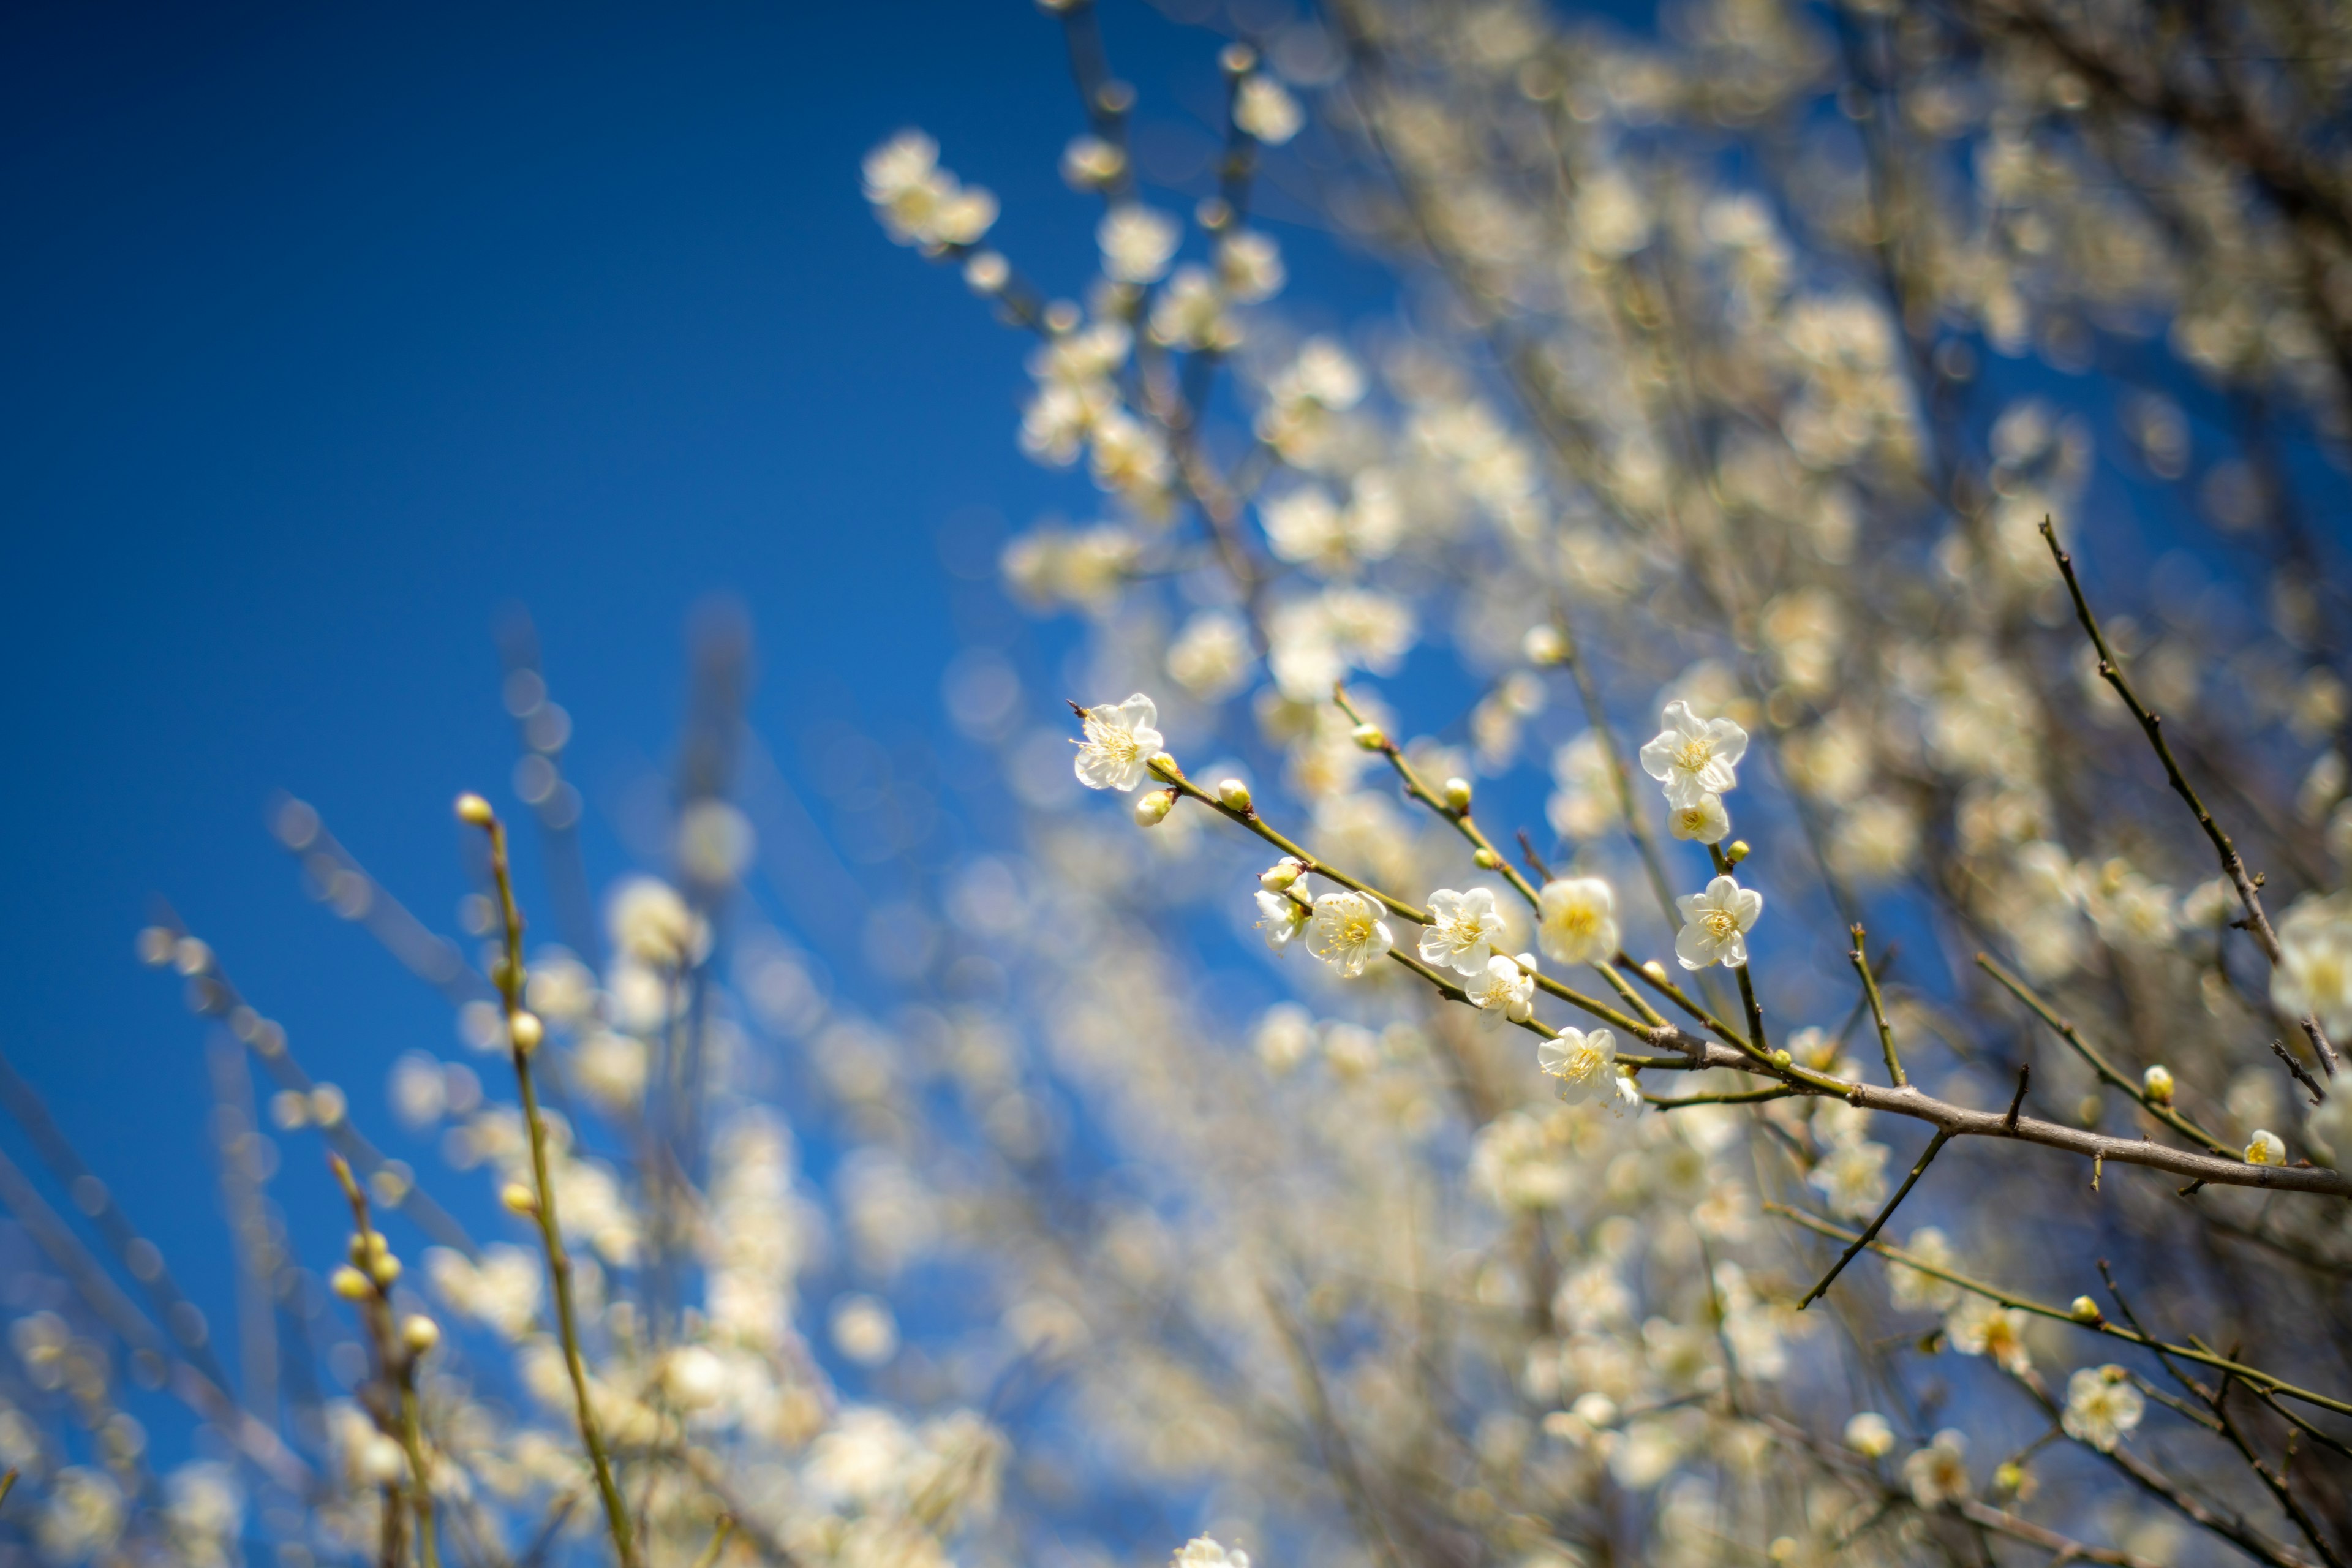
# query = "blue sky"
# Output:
<box><xmin>0</xmin><ymin>0</ymin><xmax>1353</xmax><ymax>1394</ymax></box>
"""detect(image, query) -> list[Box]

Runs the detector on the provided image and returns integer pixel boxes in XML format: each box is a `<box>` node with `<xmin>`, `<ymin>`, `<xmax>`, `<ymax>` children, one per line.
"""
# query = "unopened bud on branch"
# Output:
<box><xmin>1134</xmin><ymin>789</ymin><xmax>1175</xmax><ymax>827</ymax></box>
<box><xmin>2141</xmin><ymin>1064</ymin><xmax>2174</xmax><ymax>1104</ymax></box>
<box><xmin>1350</xmin><ymin>723</ymin><xmax>1385</xmax><ymax>752</ymax></box>
<box><xmin>508</xmin><ymin>1011</ymin><xmax>544</xmax><ymax>1053</ymax></box>
<box><xmin>330</xmin><ymin>1266</ymin><xmax>372</xmax><ymax>1302</ymax></box>
<box><xmin>500</xmin><ymin>1183</ymin><xmax>539</xmax><ymax>1216</ymax></box>
<box><xmin>1726</xmin><ymin>840</ymin><xmax>1751</xmax><ymax>865</ymax></box>
<box><xmin>2068</xmin><ymin>1296</ymin><xmax>2103</xmax><ymax>1324</ymax></box>
<box><xmin>1442</xmin><ymin>777</ymin><xmax>1472</xmax><ymax>813</ymax></box>
<box><xmin>1259</xmin><ymin>859</ymin><xmax>1303</xmax><ymax>892</ymax></box>
<box><xmin>1217</xmin><ymin>778</ymin><xmax>1253</xmax><ymax>813</ymax></box>
<box><xmin>1523</xmin><ymin>625</ymin><xmax>1567</xmax><ymax>666</ymax></box>
<box><xmin>454</xmin><ymin>793</ymin><xmax>495</xmax><ymax>826</ymax></box>
<box><xmin>402</xmin><ymin>1315</ymin><xmax>441</xmax><ymax>1353</ymax></box>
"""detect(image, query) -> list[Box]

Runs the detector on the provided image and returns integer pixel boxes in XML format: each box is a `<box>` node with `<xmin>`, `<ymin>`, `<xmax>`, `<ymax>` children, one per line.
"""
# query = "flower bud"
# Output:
<box><xmin>508</xmin><ymin>1011</ymin><xmax>544</xmax><ymax>1053</ymax></box>
<box><xmin>1218</xmin><ymin>778</ymin><xmax>1254</xmax><ymax>813</ymax></box>
<box><xmin>2141</xmin><ymin>1064</ymin><xmax>2174</xmax><ymax>1104</ymax></box>
<box><xmin>1133</xmin><ymin>789</ymin><xmax>1176</xmax><ymax>827</ymax></box>
<box><xmin>1993</xmin><ymin>1461</ymin><xmax>2023</xmax><ymax>1493</ymax></box>
<box><xmin>1350</xmin><ymin>723</ymin><xmax>1385</xmax><ymax>752</ymax></box>
<box><xmin>1147</xmin><ymin>750</ymin><xmax>1179</xmax><ymax>777</ymax></box>
<box><xmin>402</xmin><ymin>1315</ymin><xmax>440</xmax><ymax>1354</ymax></box>
<box><xmin>330</xmin><ymin>1266</ymin><xmax>372</xmax><ymax>1302</ymax></box>
<box><xmin>500</xmin><ymin>1182</ymin><xmax>540</xmax><ymax>1216</ymax></box>
<box><xmin>1770</xmin><ymin>1048</ymin><xmax>1792</xmax><ymax>1068</ymax></box>
<box><xmin>1219</xmin><ymin>42</ymin><xmax>1257</xmax><ymax>75</ymax></box>
<box><xmin>1640</xmin><ymin>960</ymin><xmax>1667</xmax><ymax>982</ymax></box>
<box><xmin>454</xmin><ymin>793</ymin><xmax>494</xmax><ymax>826</ymax></box>
<box><xmin>371</xmin><ymin>1254</ymin><xmax>402</xmax><ymax>1287</ymax></box>
<box><xmin>1442</xmin><ymin>777</ymin><xmax>1472</xmax><ymax>812</ymax></box>
<box><xmin>1726</xmin><ymin>840</ymin><xmax>1751</xmax><ymax>865</ymax></box>
<box><xmin>1473</xmin><ymin>847</ymin><xmax>1499</xmax><ymax>869</ymax></box>
<box><xmin>2245</xmin><ymin>1128</ymin><xmax>2286</xmax><ymax>1166</ymax></box>
<box><xmin>1523</xmin><ymin>625</ymin><xmax>1567</xmax><ymax>666</ymax></box>
<box><xmin>1259</xmin><ymin>859</ymin><xmax>1303</xmax><ymax>892</ymax></box>
<box><xmin>2068</xmin><ymin>1295</ymin><xmax>2103</xmax><ymax>1324</ymax></box>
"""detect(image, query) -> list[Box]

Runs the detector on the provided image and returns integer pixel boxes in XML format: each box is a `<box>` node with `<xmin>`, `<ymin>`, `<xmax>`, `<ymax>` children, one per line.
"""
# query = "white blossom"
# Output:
<box><xmin>1807</xmin><ymin>1139</ymin><xmax>1888</xmax><ymax>1218</ymax></box>
<box><xmin>2061</xmin><ymin>1365</ymin><xmax>2144</xmax><ymax>1452</ymax></box>
<box><xmin>1946</xmin><ymin>1295</ymin><xmax>2034</xmax><ymax>1374</ymax></box>
<box><xmin>1465</xmin><ymin>953</ymin><xmax>1537</xmax><ymax>1022</ymax></box>
<box><xmin>1540</xmin><ymin>1026</ymin><xmax>1621</xmax><ymax>1105</ymax></box>
<box><xmin>2274</xmin><ymin>895</ymin><xmax>2352</xmax><ymax>1034</ymax></box>
<box><xmin>1098</xmin><ymin>204</ymin><xmax>1181</xmax><ymax>284</ymax></box>
<box><xmin>1667</xmin><ymin>794</ymin><xmax>1732</xmax><ymax>844</ymax></box>
<box><xmin>1420</xmin><ymin>886</ymin><xmax>1507</xmax><ymax>976</ymax></box>
<box><xmin>2245</xmin><ymin>1128</ymin><xmax>2287</xmax><ymax>1166</ymax></box>
<box><xmin>1844</xmin><ymin>1412</ymin><xmax>1895</xmax><ymax>1458</ymax></box>
<box><xmin>1537</xmin><ymin>876</ymin><xmax>1619</xmax><ymax>966</ymax></box>
<box><xmin>1233</xmin><ymin>74</ymin><xmax>1303</xmax><ymax>144</ymax></box>
<box><xmin>1073</xmin><ymin>692</ymin><xmax>1163</xmax><ymax>792</ymax></box>
<box><xmin>1307</xmin><ymin>891</ymin><xmax>1394</xmax><ymax>977</ymax></box>
<box><xmin>1674</xmin><ymin>875</ymin><xmax>1764</xmax><ymax>970</ymax></box>
<box><xmin>1902</xmin><ymin>1430</ymin><xmax>1970</xmax><ymax>1507</ymax></box>
<box><xmin>1174</xmin><ymin>1538</ymin><xmax>1251</xmax><ymax>1568</ymax></box>
<box><xmin>1255</xmin><ymin>889</ymin><xmax>1310</xmax><ymax>951</ymax></box>
<box><xmin>1639</xmin><ymin>699</ymin><xmax>1750</xmax><ymax>809</ymax></box>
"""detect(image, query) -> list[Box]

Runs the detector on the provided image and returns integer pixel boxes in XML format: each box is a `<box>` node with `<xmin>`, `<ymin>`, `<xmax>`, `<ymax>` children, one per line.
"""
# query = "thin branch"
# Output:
<box><xmin>1801</xmin><ymin>1130</ymin><xmax>1953</xmax><ymax>1308</ymax></box>
<box><xmin>1850</xmin><ymin>924</ymin><xmax>1905</xmax><ymax>1086</ymax></box>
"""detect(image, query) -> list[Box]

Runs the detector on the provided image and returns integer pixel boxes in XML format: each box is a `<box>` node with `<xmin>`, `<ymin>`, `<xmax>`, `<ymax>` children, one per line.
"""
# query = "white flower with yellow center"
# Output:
<box><xmin>2060</xmin><ymin>1365</ymin><xmax>2144</xmax><ymax>1452</ymax></box>
<box><xmin>1667</xmin><ymin>795</ymin><xmax>1731</xmax><ymax>844</ymax></box>
<box><xmin>1640</xmin><ymin>699</ymin><xmax>1750</xmax><ymax>809</ymax></box>
<box><xmin>1307</xmin><ymin>891</ymin><xmax>1393</xmax><ymax>977</ymax></box>
<box><xmin>1902</xmin><ymin>1430</ymin><xmax>1970</xmax><ymax>1507</ymax></box>
<box><xmin>1807</xmin><ymin>1139</ymin><xmax>1888</xmax><ymax>1218</ymax></box>
<box><xmin>2273</xmin><ymin>895</ymin><xmax>2352</xmax><ymax>1033</ymax></box>
<box><xmin>2245</xmin><ymin>1128</ymin><xmax>2287</xmax><ymax>1166</ymax></box>
<box><xmin>1254</xmin><ymin>889</ymin><xmax>1310</xmax><ymax>951</ymax></box>
<box><xmin>1539</xmin><ymin>1025</ymin><xmax>1622</xmax><ymax>1106</ymax></box>
<box><xmin>1537</xmin><ymin>876</ymin><xmax>1618</xmax><ymax>967</ymax></box>
<box><xmin>1073</xmin><ymin>693</ymin><xmax>1163</xmax><ymax>792</ymax></box>
<box><xmin>1097</xmin><ymin>204</ymin><xmax>1181</xmax><ymax>285</ymax></box>
<box><xmin>1465</xmin><ymin>953</ymin><xmax>1537</xmax><ymax>1022</ymax></box>
<box><xmin>1946</xmin><ymin>1295</ymin><xmax>2034</xmax><ymax>1375</ymax></box>
<box><xmin>1420</xmin><ymin>886</ymin><xmax>1506</xmax><ymax>976</ymax></box>
<box><xmin>1675</xmin><ymin>875</ymin><xmax>1764</xmax><ymax>969</ymax></box>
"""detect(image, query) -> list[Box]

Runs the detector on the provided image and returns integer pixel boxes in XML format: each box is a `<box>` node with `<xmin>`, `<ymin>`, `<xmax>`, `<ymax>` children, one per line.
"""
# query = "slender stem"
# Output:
<box><xmin>328</xmin><ymin>1158</ymin><xmax>437</xmax><ymax>1568</ymax></box>
<box><xmin>1849</xmin><ymin>924</ymin><xmax>1905</xmax><ymax>1087</ymax></box>
<box><xmin>2041</xmin><ymin>516</ymin><xmax>2337</xmax><ymax>1073</ymax></box>
<box><xmin>1977</xmin><ymin>952</ymin><xmax>2233</xmax><ymax>1155</ymax></box>
<box><xmin>1643</xmin><ymin>1086</ymin><xmax>1800</xmax><ymax>1109</ymax></box>
<box><xmin>1769</xmin><ymin>1204</ymin><xmax>2352</xmax><ymax>1418</ymax></box>
<box><xmin>1799</xmin><ymin>1131</ymin><xmax>1951</xmax><ymax>1308</ymax></box>
<box><xmin>1333</xmin><ymin>685</ymin><xmax>1542</xmax><ymax>908</ymax></box>
<box><xmin>1544</xmin><ymin>614</ymin><xmax>1683</xmax><ymax>930</ymax></box>
<box><xmin>472</xmin><ymin>809</ymin><xmax>639</xmax><ymax>1568</ymax></box>
<box><xmin>690</xmin><ymin>1516</ymin><xmax>737</xmax><ymax>1568</ymax></box>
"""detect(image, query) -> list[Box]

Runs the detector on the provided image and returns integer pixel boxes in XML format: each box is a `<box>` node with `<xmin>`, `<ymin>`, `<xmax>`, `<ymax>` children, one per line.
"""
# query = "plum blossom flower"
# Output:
<box><xmin>1174</xmin><ymin>1539</ymin><xmax>1251</xmax><ymax>1568</ymax></box>
<box><xmin>1308</xmin><ymin>891</ymin><xmax>1394</xmax><ymax>977</ymax></box>
<box><xmin>1233</xmin><ymin>75</ymin><xmax>1302</xmax><ymax>144</ymax></box>
<box><xmin>1074</xmin><ymin>693</ymin><xmax>1163</xmax><ymax>792</ymax></box>
<box><xmin>1808</xmin><ymin>1139</ymin><xmax>1888</xmax><ymax>1218</ymax></box>
<box><xmin>1844</xmin><ymin>1412</ymin><xmax>1895</xmax><ymax>1457</ymax></box>
<box><xmin>1465</xmin><ymin>953</ymin><xmax>1537</xmax><ymax>1022</ymax></box>
<box><xmin>1098</xmin><ymin>205</ymin><xmax>1181</xmax><ymax>284</ymax></box>
<box><xmin>2061</xmin><ymin>1366</ymin><xmax>2144</xmax><ymax>1452</ymax></box>
<box><xmin>2245</xmin><ymin>1128</ymin><xmax>2287</xmax><ymax>1165</ymax></box>
<box><xmin>1540</xmin><ymin>1026</ymin><xmax>1621</xmax><ymax>1105</ymax></box>
<box><xmin>1537</xmin><ymin>876</ymin><xmax>1619</xmax><ymax>966</ymax></box>
<box><xmin>1903</xmin><ymin>1430</ymin><xmax>1970</xmax><ymax>1506</ymax></box>
<box><xmin>1667</xmin><ymin>795</ymin><xmax>1731</xmax><ymax>844</ymax></box>
<box><xmin>1947</xmin><ymin>1296</ymin><xmax>2034</xmax><ymax>1374</ymax></box>
<box><xmin>2273</xmin><ymin>895</ymin><xmax>2352</xmax><ymax>1034</ymax></box>
<box><xmin>1254</xmin><ymin>890</ymin><xmax>1309</xmax><ymax>951</ymax></box>
<box><xmin>862</xmin><ymin>130</ymin><xmax>998</xmax><ymax>249</ymax></box>
<box><xmin>1640</xmin><ymin>699</ymin><xmax>1750</xmax><ymax>809</ymax></box>
<box><xmin>1675</xmin><ymin>875</ymin><xmax>1764</xmax><ymax>969</ymax></box>
<box><xmin>1421</xmin><ymin>887</ymin><xmax>1507</xmax><ymax>976</ymax></box>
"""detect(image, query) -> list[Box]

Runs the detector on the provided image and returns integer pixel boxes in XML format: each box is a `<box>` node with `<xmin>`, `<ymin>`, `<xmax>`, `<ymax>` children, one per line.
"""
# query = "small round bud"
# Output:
<box><xmin>330</xmin><ymin>1265</ymin><xmax>372</xmax><ymax>1302</ymax></box>
<box><xmin>2141</xmin><ymin>1064</ymin><xmax>2174</xmax><ymax>1104</ymax></box>
<box><xmin>2068</xmin><ymin>1295</ymin><xmax>2103</xmax><ymax>1324</ymax></box>
<box><xmin>1350</xmin><ymin>723</ymin><xmax>1386</xmax><ymax>752</ymax></box>
<box><xmin>401</xmin><ymin>1315</ymin><xmax>440</xmax><ymax>1353</ymax></box>
<box><xmin>508</xmin><ymin>1011</ymin><xmax>545</xmax><ymax>1052</ymax></box>
<box><xmin>454</xmin><ymin>793</ymin><xmax>495</xmax><ymax>826</ymax></box>
<box><xmin>1523</xmin><ymin>625</ymin><xmax>1567</xmax><ymax>666</ymax></box>
<box><xmin>1218</xmin><ymin>778</ymin><xmax>1254</xmax><ymax>813</ymax></box>
<box><xmin>1640</xmin><ymin>960</ymin><xmax>1667</xmax><ymax>982</ymax></box>
<box><xmin>1147</xmin><ymin>750</ymin><xmax>1179</xmax><ymax>777</ymax></box>
<box><xmin>1442</xmin><ymin>777</ymin><xmax>1472</xmax><ymax>813</ymax></box>
<box><xmin>500</xmin><ymin>1182</ymin><xmax>540</xmax><ymax>1216</ymax></box>
<box><xmin>1770</xmin><ymin>1048</ymin><xmax>1792</xmax><ymax>1068</ymax></box>
<box><xmin>1219</xmin><ymin>42</ymin><xmax>1257</xmax><ymax>75</ymax></box>
<box><xmin>371</xmin><ymin>1254</ymin><xmax>402</xmax><ymax>1287</ymax></box>
<box><xmin>1259</xmin><ymin>859</ymin><xmax>1303</xmax><ymax>892</ymax></box>
<box><xmin>1133</xmin><ymin>789</ymin><xmax>1176</xmax><ymax>827</ymax></box>
<box><xmin>1725</xmin><ymin>840</ymin><xmax>1751</xmax><ymax>865</ymax></box>
<box><xmin>1992</xmin><ymin>1461</ymin><xmax>2023</xmax><ymax>1493</ymax></box>
<box><xmin>1473</xmin><ymin>848</ymin><xmax>1499</xmax><ymax>869</ymax></box>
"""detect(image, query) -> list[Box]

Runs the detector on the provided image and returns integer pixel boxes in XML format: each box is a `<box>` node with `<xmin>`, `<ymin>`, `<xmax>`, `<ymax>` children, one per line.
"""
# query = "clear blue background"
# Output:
<box><xmin>0</xmin><ymin>0</ymin><xmax>1313</xmax><ymax>1403</ymax></box>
